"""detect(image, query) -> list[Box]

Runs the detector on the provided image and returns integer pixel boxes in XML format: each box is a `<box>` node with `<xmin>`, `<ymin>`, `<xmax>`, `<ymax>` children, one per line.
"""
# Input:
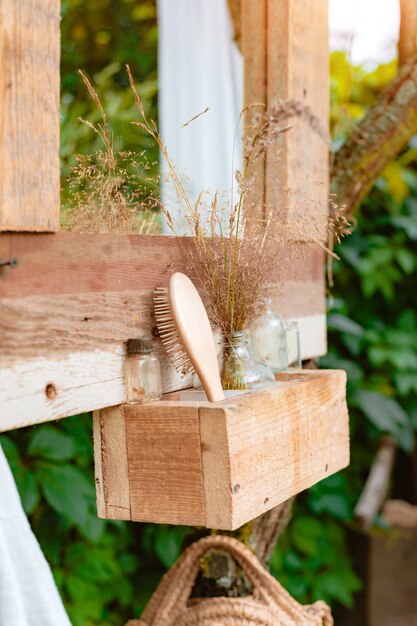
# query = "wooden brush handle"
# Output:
<box><xmin>169</xmin><ymin>273</ymin><xmax>224</xmax><ymax>402</ymax></box>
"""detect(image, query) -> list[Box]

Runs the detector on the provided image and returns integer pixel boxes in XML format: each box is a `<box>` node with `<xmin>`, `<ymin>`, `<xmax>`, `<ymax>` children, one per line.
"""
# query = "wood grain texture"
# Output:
<box><xmin>125</xmin><ymin>403</ymin><xmax>206</xmax><ymax>526</ymax></box>
<box><xmin>0</xmin><ymin>233</ymin><xmax>325</xmax><ymax>431</ymax></box>
<box><xmin>242</xmin><ymin>0</ymin><xmax>267</xmax><ymax>220</ymax></box>
<box><xmin>0</xmin><ymin>0</ymin><xmax>60</xmax><ymax>231</ymax></box>
<box><xmin>225</xmin><ymin>369</ymin><xmax>349</xmax><ymax>529</ymax></box>
<box><xmin>266</xmin><ymin>0</ymin><xmax>329</xmax><ymax>240</ymax></box>
<box><xmin>0</xmin><ymin>232</ymin><xmax>324</xmax><ymax>297</ymax></box>
<box><xmin>93</xmin><ymin>406</ymin><xmax>131</xmax><ymax>520</ymax></box>
<box><xmin>199</xmin><ymin>406</ymin><xmax>233</xmax><ymax>529</ymax></box>
<box><xmin>95</xmin><ymin>371</ymin><xmax>349</xmax><ymax>529</ymax></box>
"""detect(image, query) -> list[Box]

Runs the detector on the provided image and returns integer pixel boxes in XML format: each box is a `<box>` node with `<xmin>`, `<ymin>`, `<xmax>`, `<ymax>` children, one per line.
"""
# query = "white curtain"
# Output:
<box><xmin>157</xmin><ymin>0</ymin><xmax>243</xmax><ymax>234</ymax></box>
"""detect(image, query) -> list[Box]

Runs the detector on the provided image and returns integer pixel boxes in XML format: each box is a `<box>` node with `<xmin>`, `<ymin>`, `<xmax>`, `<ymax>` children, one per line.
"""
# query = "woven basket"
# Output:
<box><xmin>126</xmin><ymin>535</ymin><xmax>333</xmax><ymax>626</ymax></box>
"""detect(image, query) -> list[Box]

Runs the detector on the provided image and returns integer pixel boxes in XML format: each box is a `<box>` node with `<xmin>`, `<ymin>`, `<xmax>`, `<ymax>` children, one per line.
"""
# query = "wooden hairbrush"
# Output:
<box><xmin>154</xmin><ymin>272</ymin><xmax>224</xmax><ymax>402</ymax></box>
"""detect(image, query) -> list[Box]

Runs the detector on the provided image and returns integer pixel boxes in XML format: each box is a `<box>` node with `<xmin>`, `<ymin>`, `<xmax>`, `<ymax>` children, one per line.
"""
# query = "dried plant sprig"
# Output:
<box><xmin>67</xmin><ymin>67</ymin><xmax>348</xmax><ymax>343</ymax></box>
<box><xmin>126</xmin><ymin>64</ymin><xmax>339</xmax><ymax>341</ymax></box>
<box><xmin>63</xmin><ymin>70</ymin><xmax>158</xmax><ymax>234</ymax></box>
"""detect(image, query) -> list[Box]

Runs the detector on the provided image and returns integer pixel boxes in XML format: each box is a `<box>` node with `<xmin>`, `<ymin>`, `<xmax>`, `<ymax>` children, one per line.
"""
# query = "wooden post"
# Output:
<box><xmin>0</xmin><ymin>0</ymin><xmax>60</xmax><ymax>231</ymax></box>
<box><xmin>241</xmin><ymin>0</ymin><xmax>267</xmax><ymax>218</ymax></box>
<box><xmin>243</xmin><ymin>0</ymin><xmax>328</xmax><ymax>237</ymax></box>
<box><xmin>266</xmin><ymin>0</ymin><xmax>329</xmax><ymax>240</ymax></box>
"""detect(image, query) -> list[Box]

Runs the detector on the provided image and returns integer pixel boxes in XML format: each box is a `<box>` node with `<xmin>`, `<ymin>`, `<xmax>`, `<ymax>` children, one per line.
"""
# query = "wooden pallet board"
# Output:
<box><xmin>0</xmin><ymin>233</ymin><xmax>326</xmax><ymax>432</ymax></box>
<box><xmin>0</xmin><ymin>0</ymin><xmax>60</xmax><ymax>231</ymax></box>
<box><xmin>94</xmin><ymin>370</ymin><xmax>349</xmax><ymax>530</ymax></box>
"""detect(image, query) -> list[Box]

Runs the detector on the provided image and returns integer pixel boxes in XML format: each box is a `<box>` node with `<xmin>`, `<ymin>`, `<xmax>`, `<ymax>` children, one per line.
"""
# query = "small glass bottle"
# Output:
<box><xmin>125</xmin><ymin>337</ymin><xmax>162</xmax><ymax>404</ymax></box>
<box><xmin>222</xmin><ymin>331</ymin><xmax>275</xmax><ymax>391</ymax></box>
<box><xmin>250</xmin><ymin>299</ymin><xmax>288</xmax><ymax>373</ymax></box>
<box><xmin>285</xmin><ymin>321</ymin><xmax>302</xmax><ymax>370</ymax></box>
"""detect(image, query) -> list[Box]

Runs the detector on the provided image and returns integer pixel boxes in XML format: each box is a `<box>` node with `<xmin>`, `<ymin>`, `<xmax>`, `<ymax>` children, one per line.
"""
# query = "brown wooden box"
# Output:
<box><xmin>93</xmin><ymin>370</ymin><xmax>349</xmax><ymax>530</ymax></box>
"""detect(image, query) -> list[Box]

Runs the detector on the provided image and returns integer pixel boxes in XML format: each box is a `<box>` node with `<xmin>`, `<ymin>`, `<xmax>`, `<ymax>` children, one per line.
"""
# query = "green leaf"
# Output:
<box><xmin>291</xmin><ymin>516</ymin><xmax>324</xmax><ymax>558</ymax></box>
<box><xmin>394</xmin><ymin>371</ymin><xmax>417</xmax><ymax>396</ymax></box>
<box><xmin>396</xmin><ymin>248</ymin><xmax>415</xmax><ymax>274</ymax></box>
<box><xmin>79</xmin><ymin>511</ymin><xmax>106</xmax><ymax>543</ymax></box>
<box><xmin>308</xmin><ymin>492</ymin><xmax>352</xmax><ymax>520</ymax></box>
<box><xmin>355</xmin><ymin>390</ymin><xmax>408</xmax><ymax>431</ymax></box>
<box><xmin>28</xmin><ymin>426</ymin><xmax>76</xmax><ymax>461</ymax></box>
<box><xmin>16</xmin><ymin>469</ymin><xmax>40</xmax><ymax>515</ymax></box>
<box><xmin>392</xmin><ymin>215</ymin><xmax>417</xmax><ymax>239</ymax></box>
<box><xmin>0</xmin><ymin>436</ymin><xmax>20</xmax><ymax>470</ymax></box>
<box><xmin>154</xmin><ymin>527</ymin><xmax>185</xmax><ymax>568</ymax></box>
<box><xmin>312</xmin><ymin>569</ymin><xmax>362</xmax><ymax>607</ymax></box>
<box><xmin>37</xmin><ymin>462</ymin><xmax>95</xmax><ymax>526</ymax></box>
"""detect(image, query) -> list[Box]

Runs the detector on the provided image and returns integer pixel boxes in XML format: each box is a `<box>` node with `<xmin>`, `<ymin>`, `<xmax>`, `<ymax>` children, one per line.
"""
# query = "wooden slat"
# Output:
<box><xmin>266</xmin><ymin>0</ymin><xmax>329</xmax><ymax>240</ymax></box>
<box><xmin>199</xmin><ymin>406</ymin><xmax>233</xmax><ymax>529</ymax></box>
<box><xmin>242</xmin><ymin>0</ymin><xmax>267</xmax><ymax>219</ymax></box>
<box><xmin>0</xmin><ymin>232</ymin><xmax>323</xmax><ymax>297</ymax></box>
<box><xmin>0</xmin><ymin>0</ymin><xmax>60</xmax><ymax>231</ymax></box>
<box><xmin>94</xmin><ymin>370</ymin><xmax>349</xmax><ymax>529</ymax></box>
<box><xmin>125</xmin><ymin>403</ymin><xmax>205</xmax><ymax>526</ymax></box>
<box><xmin>93</xmin><ymin>406</ymin><xmax>131</xmax><ymax>520</ymax></box>
<box><xmin>0</xmin><ymin>232</ymin><xmax>325</xmax><ymax>431</ymax></box>
<box><xmin>225</xmin><ymin>369</ymin><xmax>349</xmax><ymax>529</ymax></box>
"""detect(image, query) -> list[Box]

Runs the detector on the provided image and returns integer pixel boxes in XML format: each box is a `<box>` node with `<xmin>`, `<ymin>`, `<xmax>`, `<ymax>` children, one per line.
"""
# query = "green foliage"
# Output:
<box><xmin>270</xmin><ymin>511</ymin><xmax>361</xmax><ymax>607</ymax></box>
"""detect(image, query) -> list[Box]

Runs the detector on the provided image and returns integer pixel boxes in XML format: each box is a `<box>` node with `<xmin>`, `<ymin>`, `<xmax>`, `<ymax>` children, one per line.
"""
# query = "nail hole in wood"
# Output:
<box><xmin>45</xmin><ymin>383</ymin><xmax>57</xmax><ymax>400</ymax></box>
<box><xmin>325</xmin><ymin>463</ymin><xmax>328</xmax><ymax>472</ymax></box>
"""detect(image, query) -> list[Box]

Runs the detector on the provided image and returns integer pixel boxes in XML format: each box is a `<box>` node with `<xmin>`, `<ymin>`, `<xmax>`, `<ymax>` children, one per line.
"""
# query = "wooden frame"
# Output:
<box><xmin>0</xmin><ymin>0</ymin><xmax>329</xmax><ymax>432</ymax></box>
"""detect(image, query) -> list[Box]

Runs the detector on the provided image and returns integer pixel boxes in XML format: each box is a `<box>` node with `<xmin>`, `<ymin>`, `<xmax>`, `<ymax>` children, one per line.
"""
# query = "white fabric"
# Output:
<box><xmin>157</xmin><ymin>0</ymin><xmax>243</xmax><ymax>233</ymax></box>
<box><xmin>0</xmin><ymin>446</ymin><xmax>71</xmax><ymax>626</ymax></box>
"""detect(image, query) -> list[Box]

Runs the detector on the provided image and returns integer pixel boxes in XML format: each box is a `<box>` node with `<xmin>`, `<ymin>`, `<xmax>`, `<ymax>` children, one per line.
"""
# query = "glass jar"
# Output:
<box><xmin>124</xmin><ymin>337</ymin><xmax>162</xmax><ymax>404</ymax></box>
<box><xmin>250</xmin><ymin>299</ymin><xmax>288</xmax><ymax>373</ymax></box>
<box><xmin>285</xmin><ymin>321</ymin><xmax>302</xmax><ymax>370</ymax></box>
<box><xmin>222</xmin><ymin>331</ymin><xmax>275</xmax><ymax>391</ymax></box>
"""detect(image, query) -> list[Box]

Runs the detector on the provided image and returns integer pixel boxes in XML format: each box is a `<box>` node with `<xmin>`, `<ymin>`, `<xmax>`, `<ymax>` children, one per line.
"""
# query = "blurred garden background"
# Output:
<box><xmin>1</xmin><ymin>0</ymin><xmax>417</xmax><ymax>624</ymax></box>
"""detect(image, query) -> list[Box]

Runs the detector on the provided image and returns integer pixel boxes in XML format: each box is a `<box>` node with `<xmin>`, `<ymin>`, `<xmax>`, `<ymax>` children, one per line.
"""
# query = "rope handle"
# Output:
<box><xmin>144</xmin><ymin>535</ymin><xmax>298</xmax><ymax>622</ymax></box>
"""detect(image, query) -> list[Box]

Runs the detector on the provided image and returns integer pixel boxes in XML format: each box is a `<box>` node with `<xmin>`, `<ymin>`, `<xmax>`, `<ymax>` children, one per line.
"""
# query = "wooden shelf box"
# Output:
<box><xmin>93</xmin><ymin>370</ymin><xmax>349</xmax><ymax>530</ymax></box>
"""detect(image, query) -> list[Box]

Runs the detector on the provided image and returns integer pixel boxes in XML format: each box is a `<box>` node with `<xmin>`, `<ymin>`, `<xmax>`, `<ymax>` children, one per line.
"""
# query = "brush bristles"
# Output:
<box><xmin>154</xmin><ymin>287</ymin><xmax>194</xmax><ymax>376</ymax></box>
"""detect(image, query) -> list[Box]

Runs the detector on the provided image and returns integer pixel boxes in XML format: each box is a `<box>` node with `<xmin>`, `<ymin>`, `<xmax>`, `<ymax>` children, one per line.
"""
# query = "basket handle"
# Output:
<box><xmin>142</xmin><ymin>535</ymin><xmax>291</xmax><ymax>623</ymax></box>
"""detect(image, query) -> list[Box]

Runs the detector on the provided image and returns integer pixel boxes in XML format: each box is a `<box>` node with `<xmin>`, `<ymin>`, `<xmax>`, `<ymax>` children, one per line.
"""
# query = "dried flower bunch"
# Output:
<box><xmin>64</xmin><ymin>70</ymin><xmax>157</xmax><ymax>234</ymax></box>
<box><xmin>126</xmin><ymin>65</ymin><xmax>333</xmax><ymax>339</ymax></box>
<box><xmin>67</xmin><ymin>67</ymin><xmax>347</xmax><ymax>345</ymax></box>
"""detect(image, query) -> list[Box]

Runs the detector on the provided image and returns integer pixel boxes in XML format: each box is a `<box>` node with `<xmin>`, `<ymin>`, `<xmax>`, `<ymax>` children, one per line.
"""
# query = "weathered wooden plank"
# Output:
<box><xmin>266</xmin><ymin>0</ymin><xmax>329</xmax><ymax>240</ymax></box>
<box><xmin>0</xmin><ymin>232</ymin><xmax>325</xmax><ymax>431</ymax></box>
<box><xmin>225</xmin><ymin>369</ymin><xmax>349</xmax><ymax>529</ymax></box>
<box><xmin>0</xmin><ymin>0</ymin><xmax>60</xmax><ymax>231</ymax></box>
<box><xmin>93</xmin><ymin>406</ymin><xmax>131</xmax><ymax>520</ymax></box>
<box><xmin>199</xmin><ymin>406</ymin><xmax>234</xmax><ymax>529</ymax></box>
<box><xmin>125</xmin><ymin>403</ymin><xmax>206</xmax><ymax>526</ymax></box>
<box><xmin>242</xmin><ymin>0</ymin><xmax>267</xmax><ymax>220</ymax></box>
<box><xmin>0</xmin><ymin>232</ymin><xmax>323</xmax><ymax>297</ymax></box>
<box><xmin>94</xmin><ymin>371</ymin><xmax>349</xmax><ymax>529</ymax></box>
